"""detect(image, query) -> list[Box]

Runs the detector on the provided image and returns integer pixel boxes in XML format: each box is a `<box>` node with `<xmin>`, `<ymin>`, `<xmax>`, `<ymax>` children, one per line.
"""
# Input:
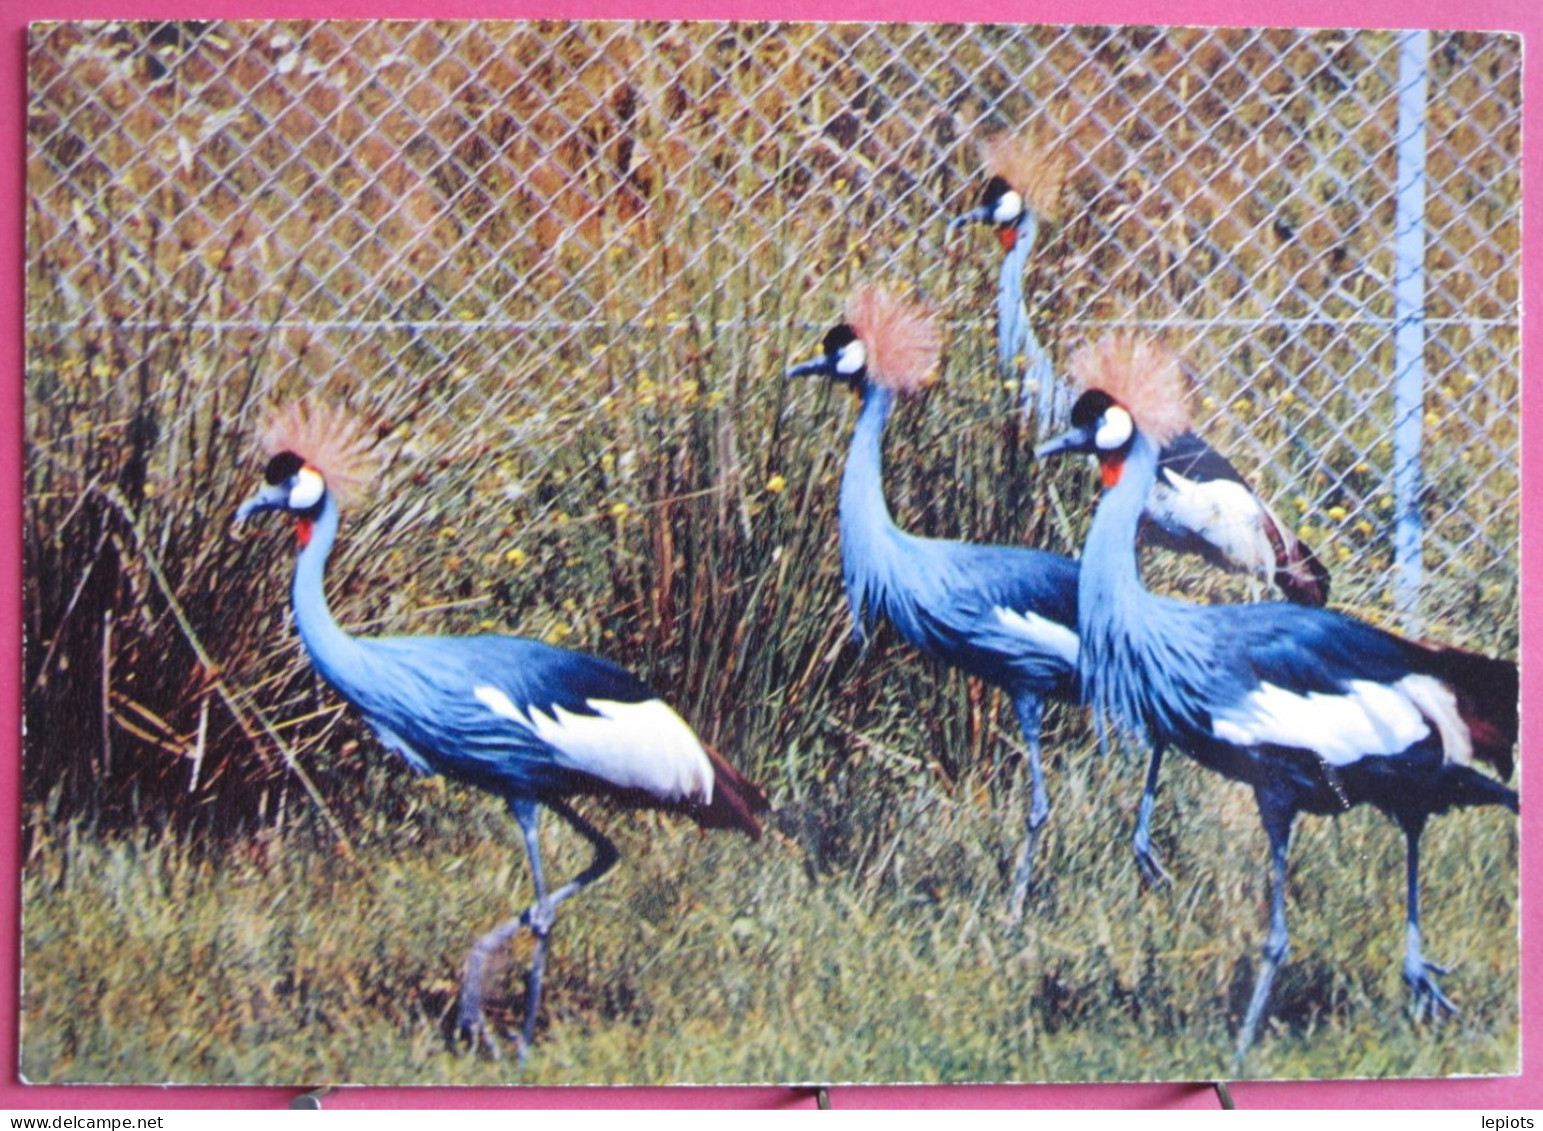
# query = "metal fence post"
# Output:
<box><xmin>1392</xmin><ymin>28</ymin><xmax>1430</xmax><ymax>628</ymax></box>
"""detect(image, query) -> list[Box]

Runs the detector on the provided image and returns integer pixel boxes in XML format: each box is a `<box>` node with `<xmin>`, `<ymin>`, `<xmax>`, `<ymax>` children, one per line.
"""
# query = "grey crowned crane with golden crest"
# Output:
<box><xmin>236</xmin><ymin>403</ymin><xmax>767</xmax><ymax>1062</ymax></box>
<box><xmin>951</xmin><ymin>130</ymin><xmax>1330</xmax><ymax>606</ymax></box>
<box><xmin>1035</xmin><ymin>334</ymin><xmax>1517</xmax><ymax>1070</ymax></box>
<box><xmin>789</xmin><ymin>286</ymin><xmax>1082</xmax><ymax>918</ymax></box>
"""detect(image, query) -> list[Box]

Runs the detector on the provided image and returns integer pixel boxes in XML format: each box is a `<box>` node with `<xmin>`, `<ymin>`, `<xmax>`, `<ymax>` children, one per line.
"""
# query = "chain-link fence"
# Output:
<box><xmin>24</xmin><ymin>21</ymin><xmax>1520</xmax><ymax>824</ymax></box>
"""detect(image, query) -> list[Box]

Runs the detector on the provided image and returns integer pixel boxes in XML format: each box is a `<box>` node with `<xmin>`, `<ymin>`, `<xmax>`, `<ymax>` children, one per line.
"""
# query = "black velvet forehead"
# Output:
<box><xmin>979</xmin><ymin>174</ymin><xmax>1013</xmax><ymax>209</ymax></box>
<box><xmin>264</xmin><ymin>451</ymin><xmax>306</xmax><ymax>485</ymax></box>
<box><xmin>1069</xmin><ymin>389</ymin><xmax>1116</xmax><ymax>429</ymax></box>
<box><xmin>822</xmin><ymin>324</ymin><xmax>859</xmax><ymax>357</ymax></box>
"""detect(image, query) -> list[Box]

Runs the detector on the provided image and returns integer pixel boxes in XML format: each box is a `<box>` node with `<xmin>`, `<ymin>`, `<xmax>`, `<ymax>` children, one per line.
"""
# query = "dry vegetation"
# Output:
<box><xmin>22</xmin><ymin>21</ymin><xmax>1520</xmax><ymax>1084</ymax></box>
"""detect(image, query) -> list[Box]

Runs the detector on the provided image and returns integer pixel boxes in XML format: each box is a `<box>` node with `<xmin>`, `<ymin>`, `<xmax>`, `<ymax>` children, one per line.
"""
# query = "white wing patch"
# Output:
<box><xmin>474</xmin><ymin>684</ymin><xmax>528</xmax><ymax>725</ymax></box>
<box><xmin>993</xmin><ymin>607</ymin><xmax>1079</xmax><ymax>666</ymax></box>
<box><xmin>1212</xmin><ymin>678</ymin><xmax>1437</xmax><ymax>765</ymax></box>
<box><xmin>1149</xmin><ymin>470</ymin><xmax>1275</xmax><ymax>574</ymax></box>
<box><xmin>473</xmin><ymin>685</ymin><xmax>714</xmax><ymax>803</ymax></box>
<box><xmin>1397</xmin><ymin>674</ymin><xmax>1471</xmax><ymax>766</ymax></box>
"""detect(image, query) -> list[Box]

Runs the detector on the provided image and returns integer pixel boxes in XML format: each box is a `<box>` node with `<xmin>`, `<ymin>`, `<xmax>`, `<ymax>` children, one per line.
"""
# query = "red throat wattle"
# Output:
<box><xmin>296</xmin><ymin>518</ymin><xmax>314</xmax><ymax>548</ymax></box>
<box><xmin>997</xmin><ymin>227</ymin><xmax>1018</xmax><ymax>253</ymax></box>
<box><xmin>1098</xmin><ymin>455</ymin><xmax>1124</xmax><ymax>488</ymax></box>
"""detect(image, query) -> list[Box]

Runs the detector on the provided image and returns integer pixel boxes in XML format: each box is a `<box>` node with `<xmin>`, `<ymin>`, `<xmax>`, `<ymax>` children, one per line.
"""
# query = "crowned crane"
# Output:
<box><xmin>788</xmin><ymin>285</ymin><xmax>1082</xmax><ymax>919</ymax></box>
<box><xmin>235</xmin><ymin>402</ymin><xmax>768</xmax><ymax>1063</ymax></box>
<box><xmin>946</xmin><ymin>128</ymin><xmax>1065</xmax><ymax>422</ymax></box>
<box><xmin>1035</xmin><ymin>333</ymin><xmax>1518</xmax><ymax>1070</ymax></box>
<box><xmin>950</xmin><ymin>131</ymin><xmax>1331</xmax><ymax>606</ymax></box>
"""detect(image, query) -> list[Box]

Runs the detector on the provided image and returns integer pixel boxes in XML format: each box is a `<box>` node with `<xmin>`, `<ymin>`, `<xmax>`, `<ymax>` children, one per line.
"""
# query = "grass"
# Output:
<box><xmin>22</xmin><ymin>739</ymin><xmax>1518</xmax><ymax>1084</ymax></box>
<box><xmin>22</xmin><ymin>21</ymin><xmax>1521</xmax><ymax>1085</ymax></box>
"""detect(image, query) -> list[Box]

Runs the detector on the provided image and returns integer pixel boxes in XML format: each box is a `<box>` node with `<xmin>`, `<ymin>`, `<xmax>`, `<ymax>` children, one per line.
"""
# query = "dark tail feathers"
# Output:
<box><xmin>1424</xmin><ymin>644</ymin><xmax>1518</xmax><ymax>782</ymax></box>
<box><xmin>1264</xmin><ymin>515</ymin><xmax>1331</xmax><ymax>607</ymax></box>
<box><xmin>1433</xmin><ymin>763</ymin><xmax>1518</xmax><ymax>815</ymax></box>
<box><xmin>696</xmin><ymin>745</ymin><xmax>771</xmax><ymax>839</ymax></box>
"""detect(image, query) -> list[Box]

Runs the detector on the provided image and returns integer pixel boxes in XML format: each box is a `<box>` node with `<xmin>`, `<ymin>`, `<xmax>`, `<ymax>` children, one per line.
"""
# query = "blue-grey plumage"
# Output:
<box><xmin>789</xmin><ymin>291</ymin><xmax>1081</xmax><ymax>920</ymax></box>
<box><xmin>237</xmin><ymin>429</ymin><xmax>767</xmax><ymax>1063</ymax></box>
<box><xmin>950</xmin><ymin>164</ymin><xmax>1330</xmax><ymax>607</ymax></box>
<box><xmin>836</xmin><ymin>383</ymin><xmax>1081</xmax><ymax>695</ymax></box>
<box><xmin>1038</xmin><ymin>343</ymin><xmax>1517</xmax><ymax>1071</ymax></box>
<box><xmin>948</xmin><ymin>176</ymin><xmax>1055</xmax><ymax>418</ymax></box>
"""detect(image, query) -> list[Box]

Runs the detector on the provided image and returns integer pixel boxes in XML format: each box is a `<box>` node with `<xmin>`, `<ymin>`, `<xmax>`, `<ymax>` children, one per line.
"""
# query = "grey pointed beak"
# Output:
<box><xmin>235</xmin><ymin>483</ymin><xmax>290</xmax><ymax>524</ymax></box>
<box><xmin>1034</xmin><ymin>425</ymin><xmax>1097</xmax><ymax>461</ymax></box>
<box><xmin>787</xmin><ymin>357</ymin><xmax>832</xmax><ymax>379</ymax></box>
<box><xmin>948</xmin><ymin>205</ymin><xmax>993</xmax><ymax>232</ymax></box>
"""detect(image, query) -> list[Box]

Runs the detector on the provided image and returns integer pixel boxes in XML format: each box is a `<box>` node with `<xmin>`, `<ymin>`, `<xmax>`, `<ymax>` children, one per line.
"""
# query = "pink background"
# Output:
<box><xmin>4</xmin><ymin>0</ymin><xmax>1538</xmax><ymax>1110</ymax></box>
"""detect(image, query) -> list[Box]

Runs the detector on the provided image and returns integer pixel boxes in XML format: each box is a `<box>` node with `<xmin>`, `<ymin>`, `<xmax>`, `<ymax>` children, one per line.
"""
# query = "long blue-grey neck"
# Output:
<box><xmin>1078</xmin><ymin>431</ymin><xmax>1161</xmax><ymax>740</ymax></box>
<box><xmin>839</xmin><ymin>383</ymin><xmax>908</xmax><ymax>642</ymax></box>
<box><xmin>996</xmin><ymin>213</ymin><xmax>1036</xmax><ymax>375</ymax></box>
<box><xmin>290</xmin><ymin>493</ymin><xmax>365</xmax><ymax>697</ymax></box>
<box><xmin>997</xmin><ymin>214</ymin><xmax>1060</xmax><ymax>429</ymax></box>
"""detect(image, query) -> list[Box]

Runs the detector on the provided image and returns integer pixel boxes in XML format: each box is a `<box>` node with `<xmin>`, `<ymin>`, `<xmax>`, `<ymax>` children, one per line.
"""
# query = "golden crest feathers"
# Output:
<box><xmin>983</xmin><ymin>128</ymin><xmax>1066</xmax><ymax>222</ymax></box>
<box><xmin>258</xmin><ymin>401</ymin><xmax>378</xmax><ymax>509</ymax></box>
<box><xmin>844</xmin><ymin>285</ymin><xmax>942</xmax><ymax>395</ymax></box>
<box><xmin>1068</xmin><ymin>332</ymin><xmax>1191</xmax><ymax>447</ymax></box>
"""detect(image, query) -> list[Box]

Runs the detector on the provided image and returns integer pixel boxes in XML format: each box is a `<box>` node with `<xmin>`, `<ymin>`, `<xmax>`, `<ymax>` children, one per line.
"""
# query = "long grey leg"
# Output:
<box><xmin>459</xmin><ymin>797</ymin><xmax>619</xmax><ymax>1063</ymax></box>
<box><xmin>1008</xmin><ymin>692</ymin><xmax>1050</xmax><ymax>923</ymax></box>
<box><xmin>1398</xmin><ymin>813</ymin><xmax>1457</xmax><ymax>1021</ymax></box>
<box><xmin>1132</xmin><ymin>741</ymin><xmax>1171</xmax><ymax>886</ymax></box>
<box><xmin>1234</xmin><ymin>791</ymin><xmax>1294</xmax><ymax>1075</ymax></box>
<box><xmin>1094</xmin><ymin>718</ymin><xmax>1112</xmax><ymax>762</ymax></box>
<box><xmin>517</xmin><ymin>798</ymin><xmax>619</xmax><ymax>1057</ymax></box>
<box><xmin>459</xmin><ymin>799</ymin><xmax>548</xmax><ymax>1061</ymax></box>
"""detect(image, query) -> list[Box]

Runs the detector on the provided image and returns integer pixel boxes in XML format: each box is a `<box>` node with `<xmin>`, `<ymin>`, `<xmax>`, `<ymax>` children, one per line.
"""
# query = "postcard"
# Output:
<box><xmin>22</xmin><ymin>20</ymin><xmax>1519</xmax><ymax>1085</ymax></box>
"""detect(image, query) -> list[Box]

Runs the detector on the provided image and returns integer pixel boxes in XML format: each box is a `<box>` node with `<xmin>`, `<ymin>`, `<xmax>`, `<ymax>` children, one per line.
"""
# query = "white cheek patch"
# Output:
<box><xmin>835</xmin><ymin>339</ymin><xmax>868</xmax><ymax>375</ymax></box>
<box><xmin>1211</xmin><ymin>679</ymin><xmax>1434</xmax><ymax>766</ymax></box>
<box><xmin>289</xmin><ymin>466</ymin><xmax>326</xmax><ymax>510</ymax></box>
<box><xmin>473</xmin><ymin>686</ymin><xmax>714</xmax><ymax>804</ymax></box>
<box><xmin>994</xmin><ymin>607</ymin><xmax>1079</xmax><ymax>667</ymax></box>
<box><xmin>1095</xmin><ymin>407</ymin><xmax>1134</xmax><ymax>451</ymax></box>
<box><xmin>993</xmin><ymin>190</ymin><xmax>1024</xmax><ymax>224</ymax></box>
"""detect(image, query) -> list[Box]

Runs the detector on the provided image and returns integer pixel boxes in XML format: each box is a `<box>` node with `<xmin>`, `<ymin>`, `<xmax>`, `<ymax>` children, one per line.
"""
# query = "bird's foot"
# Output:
<box><xmin>457</xmin><ymin>997</ymin><xmax>503</xmax><ymax>1061</ymax></box>
<box><xmin>457</xmin><ymin>1004</ymin><xmax>533</xmax><ymax>1065</ymax></box>
<box><xmin>1404</xmin><ymin>958</ymin><xmax>1459</xmax><ymax>1023</ymax></box>
<box><xmin>1133</xmin><ymin>840</ymin><xmax>1171</xmax><ymax>889</ymax></box>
